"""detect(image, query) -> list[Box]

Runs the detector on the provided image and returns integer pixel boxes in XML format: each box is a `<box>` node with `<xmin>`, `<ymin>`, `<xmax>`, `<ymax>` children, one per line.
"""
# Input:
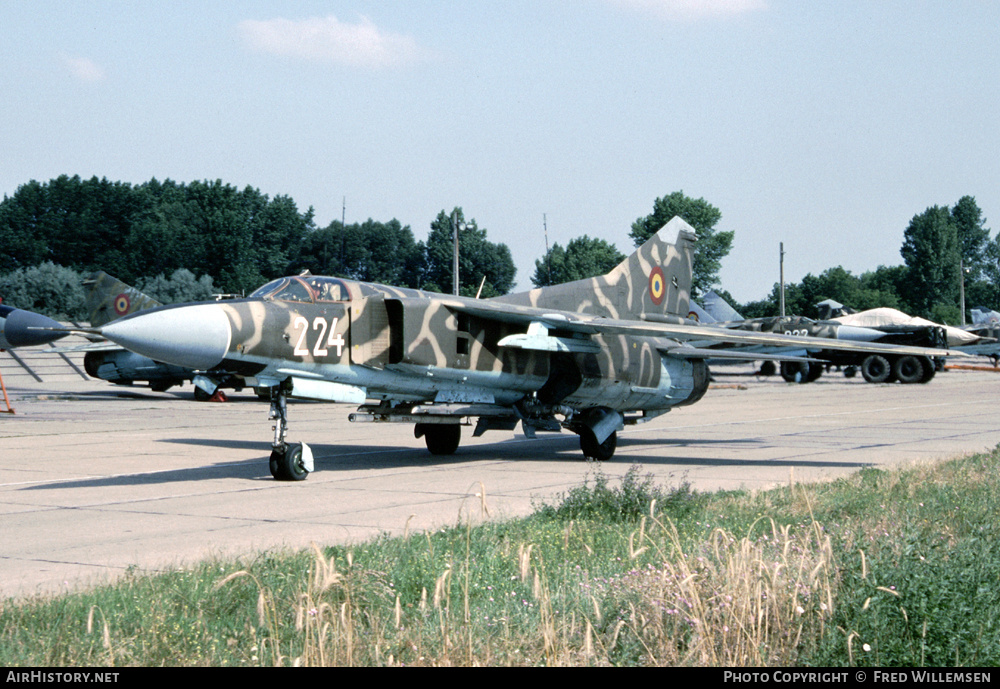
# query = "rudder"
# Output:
<box><xmin>494</xmin><ymin>216</ymin><xmax>697</xmax><ymax>322</ymax></box>
<box><xmin>83</xmin><ymin>272</ymin><xmax>162</xmax><ymax>327</ymax></box>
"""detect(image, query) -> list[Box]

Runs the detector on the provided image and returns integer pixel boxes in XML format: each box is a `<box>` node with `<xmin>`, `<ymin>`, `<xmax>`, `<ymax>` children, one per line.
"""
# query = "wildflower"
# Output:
<box><xmin>863</xmin><ymin>643</ymin><xmax>872</xmax><ymax>652</ymax></box>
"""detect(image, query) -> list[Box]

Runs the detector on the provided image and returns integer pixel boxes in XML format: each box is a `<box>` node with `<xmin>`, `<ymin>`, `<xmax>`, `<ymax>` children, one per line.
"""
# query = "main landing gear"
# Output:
<box><xmin>414</xmin><ymin>423</ymin><xmax>462</xmax><ymax>455</ymax></box>
<box><xmin>580</xmin><ymin>427</ymin><xmax>617</xmax><ymax>461</ymax></box>
<box><xmin>267</xmin><ymin>384</ymin><xmax>313</xmax><ymax>481</ymax></box>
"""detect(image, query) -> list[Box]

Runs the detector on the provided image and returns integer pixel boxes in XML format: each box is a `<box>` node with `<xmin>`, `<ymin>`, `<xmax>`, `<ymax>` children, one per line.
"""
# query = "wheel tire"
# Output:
<box><xmin>193</xmin><ymin>386</ymin><xmax>211</xmax><ymax>401</ymax></box>
<box><xmin>780</xmin><ymin>361</ymin><xmax>809</xmax><ymax>383</ymax></box>
<box><xmin>758</xmin><ymin>361</ymin><xmax>777</xmax><ymax>377</ymax></box>
<box><xmin>270</xmin><ymin>443</ymin><xmax>309</xmax><ymax>481</ymax></box>
<box><xmin>422</xmin><ymin>424</ymin><xmax>461</xmax><ymax>455</ymax></box>
<box><xmin>861</xmin><ymin>355</ymin><xmax>892</xmax><ymax>384</ymax></box>
<box><xmin>844</xmin><ymin>366</ymin><xmax>857</xmax><ymax>378</ymax></box>
<box><xmin>919</xmin><ymin>357</ymin><xmax>937</xmax><ymax>383</ymax></box>
<box><xmin>893</xmin><ymin>355</ymin><xmax>924</xmax><ymax>384</ymax></box>
<box><xmin>805</xmin><ymin>362</ymin><xmax>824</xmax><ymax>382</ymax></box>
<box><xmin>580</xmin><ymin>429</ymin><xmax>617</xmax><ymax>461</ymax></box>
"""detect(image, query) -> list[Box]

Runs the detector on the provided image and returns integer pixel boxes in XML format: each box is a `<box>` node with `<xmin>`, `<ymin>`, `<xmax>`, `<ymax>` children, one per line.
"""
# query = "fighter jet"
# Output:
<box><xmin>78</xmin><ymin>273</ymin><xmax>249</xmax><ymax>399</ymax></box>
<box><xmin>76</xmin><ymin>217</ymin><xmax>963</xmax><ymax>480</ymax></box>
<box><xmin>954</xmin><ymin>306</ymin><xmax>1000</xmax><ymax>363</ymax></box>
<box><xmin>0</xmin><ymin>304</ymin><xmax>68</xmax><ymax>349</ymax></box>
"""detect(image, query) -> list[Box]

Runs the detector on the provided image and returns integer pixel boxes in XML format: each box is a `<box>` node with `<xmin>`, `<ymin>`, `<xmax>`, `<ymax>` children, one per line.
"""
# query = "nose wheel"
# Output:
<box><xmin>270</xmin><ymin>443</ymin><xmax>310</xmax><ymax>481</ymax></box>
<box><xmin>267</xmin><ymin>384</ymin><xmax>312</xmax><ymax>481</ymax></box>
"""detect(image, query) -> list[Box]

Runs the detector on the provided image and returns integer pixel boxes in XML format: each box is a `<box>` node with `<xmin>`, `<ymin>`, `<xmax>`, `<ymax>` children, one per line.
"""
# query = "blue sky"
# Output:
<box><xmin>2</xmin><ymin>1</ymin><xmax>997</xmax><ymax>302</ymax></box>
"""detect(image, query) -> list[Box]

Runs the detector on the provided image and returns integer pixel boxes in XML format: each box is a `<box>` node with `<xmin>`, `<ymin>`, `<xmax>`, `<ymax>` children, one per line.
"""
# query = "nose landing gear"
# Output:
<box><xmin>267</xmin><ymin>384</ymin><xmax>313</xmax><ymax>481</ymax></box>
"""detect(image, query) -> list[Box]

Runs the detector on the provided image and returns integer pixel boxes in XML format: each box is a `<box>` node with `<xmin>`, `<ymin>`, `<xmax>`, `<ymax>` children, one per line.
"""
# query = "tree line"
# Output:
<box><xmin>0</xmin><ymin>175</ymin><xmax>515</xmax><ymax>317</ymax></box>
<box><xmin>531</xmin><ymin>191</ymin><xmax>996</xmax><ymax>325</ymax></box>
<box><xmin>732</xmin><ymin>196</ymin><xmax>995</xmax><ymax>323</ymax></box>
<box><xmin>1</xmin><ymin>175</ymin><xmax>994</xmax><ymax>325</ymax></box>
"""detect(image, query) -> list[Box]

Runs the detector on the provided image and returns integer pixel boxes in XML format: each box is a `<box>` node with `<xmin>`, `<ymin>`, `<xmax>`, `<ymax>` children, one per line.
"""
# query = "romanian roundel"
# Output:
<box><xmin>113</xmin><ymin>293</ymin><xmax>131</xmax><ymax>315</ymax></box>
<box><xmin>649</xmin><ymin>267</ymin><xmax>666</xmax><ymax>305</ymax></box>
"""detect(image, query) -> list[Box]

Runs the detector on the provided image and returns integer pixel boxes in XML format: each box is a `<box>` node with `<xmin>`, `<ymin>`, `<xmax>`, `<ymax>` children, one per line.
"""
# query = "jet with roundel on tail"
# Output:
<box><xmin>68</xmin><ymin>272</ymin><xmax>251</xmax><ymax>399</ymax></box>
<box><xmin>64</xmin><ymin>217</ymin><xmax>966</xmax><ymax>480</ymax></box>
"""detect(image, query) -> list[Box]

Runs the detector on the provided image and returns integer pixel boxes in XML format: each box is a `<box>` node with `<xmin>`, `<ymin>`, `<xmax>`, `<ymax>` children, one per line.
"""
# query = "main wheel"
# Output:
<box><xmin>919</xmin><ymin>357</ymin><xmax>937</xmax><ymax>383</ymax></box>
<box><xmin>270</xmin><ymin>443</ymin><xmax>309</xmax><ymax>481</ymax></box>
<box><xmin>419</xmin><ymin>424</ymin><xmax>461</xmax><ymax>455</ymax></box>
<box><xmin>780</xmin><ymin>361</ymin><xmax>808</xmax><ymax>383</ymax></box>
<box><xmin>193</xmin><ymin>386</ymin><xmax>211</xmax><ymax>401</ymax></box>
<box><xmin>580</xmin><ymin>429</ymin><xmax>617</xmax><ymax>461</ymax></box>
<box><xmin>861</xmin><ymin>355</ymin><xmax>892</xmax><ymax>383</ymax></box>
<box><xmin>805</xmin><ymin>362</ymin><xmax>824</xmax><ymax>382</ymax></box>
<box><xmin>893</xmin><ymin>355</ymin><xmax>924</xmax><ymax>384</ymax></box>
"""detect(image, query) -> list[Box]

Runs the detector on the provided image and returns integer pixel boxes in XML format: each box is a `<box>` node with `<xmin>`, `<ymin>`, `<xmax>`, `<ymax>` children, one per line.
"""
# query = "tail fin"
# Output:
<box><xmin>687</xmin><ymin>300</ymin><xmax>716</xmax><ymax>323</ymax></box>
<box><xmin>971</xmin><ymin>307</ymin><xmax>1000</xmax><ymax>325</ymax></box>
<box><xmin>701</xmin><ymin>290</ymin><xmax>744</xmax><ymax>322</ymax></box>
<box><xmin>496</xmin><ymin>216</ymin><xmax>697</xmax><ymax>321</ymax></box>
<box><xmin>83</xmin><ymin>272</ymin><xmax>162</xmax><ymax>327</ymax></box>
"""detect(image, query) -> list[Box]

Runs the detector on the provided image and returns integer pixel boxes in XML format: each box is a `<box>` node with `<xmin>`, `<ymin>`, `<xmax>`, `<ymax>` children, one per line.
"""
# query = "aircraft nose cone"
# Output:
<box><xmin>0</xmin><ymin>306</ymin><xmax>68</xmax><ymax>349</ymax></box>
<box><xmin>100</xmin><ymin>303</ymin><xmax>231</xmax><ymax>370</ymax></box>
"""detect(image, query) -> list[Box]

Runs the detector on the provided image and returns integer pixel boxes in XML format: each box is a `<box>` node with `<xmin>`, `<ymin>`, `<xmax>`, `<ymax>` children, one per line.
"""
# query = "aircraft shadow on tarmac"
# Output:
<box><xmin>23</xmin><ymin>431</ymin><xmax>872</xmax><ymax>491</ymax></box>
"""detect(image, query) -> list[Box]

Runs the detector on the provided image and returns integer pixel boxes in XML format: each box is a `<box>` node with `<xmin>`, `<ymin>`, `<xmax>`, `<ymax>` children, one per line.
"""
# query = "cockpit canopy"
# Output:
<box><xmin>249</xmin><ymin>276</ymin><xmax>352</xmax><ymax>304</ymax></box>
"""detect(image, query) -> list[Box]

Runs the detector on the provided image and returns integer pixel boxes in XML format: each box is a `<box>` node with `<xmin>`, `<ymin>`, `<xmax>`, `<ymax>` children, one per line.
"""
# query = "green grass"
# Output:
<box><xmin>2</xmin><ymin>454</ymin><xmax>999</xmax><ymax>666</ymax></box>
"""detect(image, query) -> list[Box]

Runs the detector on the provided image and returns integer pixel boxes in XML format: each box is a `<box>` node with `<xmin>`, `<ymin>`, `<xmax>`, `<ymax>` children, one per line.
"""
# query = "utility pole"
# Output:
<box><xmin>959</xmin><ymin>256</ymin><xmax>967</xmax><ymax>326</ymax></box>
<box><xmin>543</xmin><ymin>213</ymin><xmax>552</xmax><ymax>285</ymax></box>
<box><xmin>340</xmin><ymin>197</ymin><xmax>346</xmax><ymax>267</ymax></box>
<box><xmin>452</xmin><ymin>209</ymin><xmax>460</xmax><ymax>296</ymax></box>
<box><xmin>779</xmin><ymin>242</ymin><xmax>786</xmax><ymax>317</ymax></box>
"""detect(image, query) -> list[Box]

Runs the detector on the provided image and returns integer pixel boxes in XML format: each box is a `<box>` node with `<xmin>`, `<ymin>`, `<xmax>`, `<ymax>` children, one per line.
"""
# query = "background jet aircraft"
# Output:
<box><xmin>81</xmin><ymin>217</ymin><xmax>964</xmax><ymax>481</ymax></box>
<box><xmin>78</xmin><ymin>272</ymin><xmax>251</xmax><ymax>399</ymax></box>
<box><xmin>955</xmin><ymin>306</ymin><xmax>1000</xmax><ymax>364</ymax></box>
<box><xmin>695</xmin><ymin>292</ymin><xmax>973</xmax><ymax>384</ymax></box>
<box><xmin>0</xmin><ymin>304</ymin><xmax>68</xmax><ymax>349</ymax></box>
<box><xmin>971</xmin><ymin>306</ymin><xmax>1000</xmax><ymax>326</ymax></box>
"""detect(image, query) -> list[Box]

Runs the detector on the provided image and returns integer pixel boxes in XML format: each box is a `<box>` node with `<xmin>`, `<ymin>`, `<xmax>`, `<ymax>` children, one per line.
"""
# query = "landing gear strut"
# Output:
<box><xmin>267</xmin><ymin>384</ymin><xmax>312</xmax><ymax>481</ymax></box>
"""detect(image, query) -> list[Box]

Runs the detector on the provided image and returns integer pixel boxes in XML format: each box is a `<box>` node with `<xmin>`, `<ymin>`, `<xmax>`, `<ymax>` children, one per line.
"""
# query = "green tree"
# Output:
<box><xmin>137</xmin><ymin>269</ymin><xmax>216</xmax><ymax>304</ymax></box>
<box><xmin>629</xmin><ymin>191</ymin><xmax>734</xmax><ymax>297</ymax></box>
<box><xmin>740</xmin><ymin>264</ymin><xmax>905</xmax><ymax>319</ymax></box>
<box><xmin>531</xmin><ymin>235</ymin><xmax>625</xmax><ymax>287</ymax></box>
<box><xmin>950</xmin><ymin>196</ymin><xmax>993</xmax><ymax>313</ymax></box>
<box><xmin>420</xmin><ymin>209</ymin><xmax>516</xmax><ymax>297</ymax></box>
<box><xmin>952</xmin><ymin>196</ymin><xmax>991</xmax><ymax>278</ymax></box>
<box><xmin>0</xmin><ymin>176</ymin><xmax>153</xmax><ymax>279</ymax></box>
<box><xmin>295</xmin><ymin>218</ymin><xmax>423</xmax><ymax>287</ymax></box>
<box><xmin>0</xmin><ymin>176</ymin><xmax>314</xmax><ymax>294</ymax></box>
<box><xmin>860</xmin><ymin>265</ymin><xmax>909</xmax><ymax>312</ymax></box>
<box><xmin>0</xmin><ymin>262</ymin><xmax>87</xmax><ymax>320</ymax></box>
<box><xmin>900</xmin><ymin>205</ymin><xmax>961</xmax><ymax>318</ymax></box>
<box><xmin>974</xmin><ymin>235</ymin><xmax>1000</xmax><ymax>310</ymax></box>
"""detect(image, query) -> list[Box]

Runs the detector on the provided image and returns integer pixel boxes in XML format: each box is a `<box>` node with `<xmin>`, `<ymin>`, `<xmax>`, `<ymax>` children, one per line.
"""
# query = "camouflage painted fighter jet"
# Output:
<box><xmin>78</xmin><ymin>273</ymin><xmax>248</xmax><ymax>399</ymax></box>
<box><xmin>76</xmin><ymin>217</ymin><xmax>964</xmax><ymax>480</ymax></box>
